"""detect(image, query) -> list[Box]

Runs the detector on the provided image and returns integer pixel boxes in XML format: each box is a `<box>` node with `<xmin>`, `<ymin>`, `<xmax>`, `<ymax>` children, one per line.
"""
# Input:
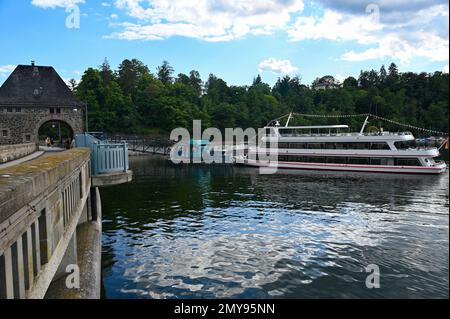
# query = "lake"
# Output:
<box><xmin>101</xmin><ymin>156</ymin><xmax>449</xmax><ymax>298</ymax></box>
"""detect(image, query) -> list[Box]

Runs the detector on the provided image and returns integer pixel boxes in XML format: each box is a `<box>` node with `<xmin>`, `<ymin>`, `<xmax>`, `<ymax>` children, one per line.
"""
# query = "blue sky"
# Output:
<box><xmin>0</xmin><ymin>0</ymin><xmax>448</xmax><ymax>86</ymax></box>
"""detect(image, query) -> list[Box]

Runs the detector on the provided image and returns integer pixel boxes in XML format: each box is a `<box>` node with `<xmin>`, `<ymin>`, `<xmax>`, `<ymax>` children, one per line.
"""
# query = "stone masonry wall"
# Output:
<box><xmin>0</xmin><ymin>143</ymin><xmax>37</xmax><ymax>164</ymax></box>
<box><xmin>0</xmin><ymin>106</ymin><xmax>84</xmax><ymax>145</ymax></box>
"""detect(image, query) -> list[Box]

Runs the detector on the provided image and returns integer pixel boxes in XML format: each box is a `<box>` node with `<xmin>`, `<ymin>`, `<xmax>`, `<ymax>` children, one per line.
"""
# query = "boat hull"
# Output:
<box><xmin>242</xmin><ymin>160</ymin><xmax>447</xmax><ymax>175</ymax></box>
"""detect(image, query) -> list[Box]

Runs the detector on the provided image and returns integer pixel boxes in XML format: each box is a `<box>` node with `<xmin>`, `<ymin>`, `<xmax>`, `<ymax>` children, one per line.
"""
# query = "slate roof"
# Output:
<box><xmin>0</xmin><ymin>64</ymin><xmax>85</xmax><ymax>107</ymax></box>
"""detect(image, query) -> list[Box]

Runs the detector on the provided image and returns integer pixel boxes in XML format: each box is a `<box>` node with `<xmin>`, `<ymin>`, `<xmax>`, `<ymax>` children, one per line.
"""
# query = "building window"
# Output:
<box><xmin>2</xmin><ymin>130</ymin><xmax>8</xmax><ymax>137</ymax></box>
<box><xmin>56</xmin><ymin>108</ymin><xmax>61</xmax><ymax>114</ymax></box>
<box><xmin>49</xmin><ymin>108</ymin><xmax>54</xmax><ymax>114</ymax></box>
<box><xmin>7</xmin><ymin>107</ymin><xmax>13</xmax><ymax>112</ymax></box>
<box><xmin>15</xmin><ymin>107</ymin><xmax>22</xmax><ymax>113</ymax></box>
<box><xmin>25</xmin><ymin>134</ymin><xmax>31</xmax><ymax>142</ymax></box>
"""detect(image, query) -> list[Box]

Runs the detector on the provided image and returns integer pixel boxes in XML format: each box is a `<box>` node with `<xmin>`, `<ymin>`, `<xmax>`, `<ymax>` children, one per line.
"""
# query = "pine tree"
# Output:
<box><xmin>157</xmin><ymin>61</ymin><xmax>174</xmax><ymax>85</ymax></box>
<box><xmin>388</xmin><ymin>62</ymin><xmax>398</xmax><ymax>77</ymax></box>
<box><xmin>99</xmin><ymin>58</ymin><xmax>114</xmax><ymax>85</ymax></box>
<box><xmin>379</xmin><ymin>65</ymin><xmax>387</xmax><ymax>82</ymax></box>
<box><xmin>252</xmin><ymin>75</ymin><xmax>262</xmax><ymax>86</ymax></box>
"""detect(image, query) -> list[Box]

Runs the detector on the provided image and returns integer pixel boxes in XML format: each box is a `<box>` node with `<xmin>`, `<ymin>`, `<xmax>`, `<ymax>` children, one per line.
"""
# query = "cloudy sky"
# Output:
<box><xmin>0</xmin><ymin>0</ymin><xmax>448</xmax><ymax>86</ymax></box>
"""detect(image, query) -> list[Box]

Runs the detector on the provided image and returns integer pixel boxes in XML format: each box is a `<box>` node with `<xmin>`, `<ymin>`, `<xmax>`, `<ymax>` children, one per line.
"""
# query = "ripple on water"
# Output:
<box><xmin>101</xmin><ymin>158</ymin><xmax>449</xmax><ymax>299</ymax></box>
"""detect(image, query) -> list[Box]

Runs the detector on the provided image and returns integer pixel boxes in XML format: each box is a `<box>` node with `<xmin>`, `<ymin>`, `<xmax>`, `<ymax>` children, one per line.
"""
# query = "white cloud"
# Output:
<box><xmin>258</xmin><ymin>58</ymin><xmax>298</xmax><ymax>75</ymax></box>
<box><xmin>31</xmin><ymin>0</ymin><xmax>84</xmax><ymax>8</ymax></box>
<box><xmin>288</xmin><ymin>4</ymin><xmax>449</xmax><ymax>64</ymax></box>
<box><xmin>110</xmin><ymin>13</ymin><xmax>118</xmax><ymax>19</ymax></box>
<box><xmin>109</xmin><ymin>0</ymin><xmax>305</xmax><ymax>41</ymax></box>
<box><xmin>0</xmin><ymin>65</ymin><xmax>16</xmax><ymax>77</ymax></box>
<box><xmin>443</xmin><ymin>64</ymin><xmax>449</xmax><ymax>73</ymax></box>
<box><xmin>101</xmin><ymin>2</ymin><xmax>111</xmax><ymax>7</ymax></box>
<box><xmin>288</xmin><ymin>10</ymin><xmax>381</xmax><ymax>44</ymax></box>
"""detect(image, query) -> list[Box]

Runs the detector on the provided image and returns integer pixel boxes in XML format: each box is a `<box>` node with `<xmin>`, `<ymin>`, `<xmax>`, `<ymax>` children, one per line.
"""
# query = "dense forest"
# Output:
<box><xmin>72</xmin><ymin>59</ymin><xmax>449</xmax><ymax>136</ymax></box>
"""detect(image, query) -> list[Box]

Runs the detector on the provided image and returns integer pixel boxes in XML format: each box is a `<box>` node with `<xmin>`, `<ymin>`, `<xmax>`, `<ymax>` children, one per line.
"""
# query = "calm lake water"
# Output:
<box><xmin>101</xmin><ymin>156</ymin><xmax>449</xmax><ymax>298</ymax></box>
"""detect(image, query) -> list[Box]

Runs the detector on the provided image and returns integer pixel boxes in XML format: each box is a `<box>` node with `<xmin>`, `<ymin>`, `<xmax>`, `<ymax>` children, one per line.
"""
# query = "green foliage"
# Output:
<box><xmin>75</xmin><ymin>59</ymin><xmax>449</xmax><ymax>135</ymax></box>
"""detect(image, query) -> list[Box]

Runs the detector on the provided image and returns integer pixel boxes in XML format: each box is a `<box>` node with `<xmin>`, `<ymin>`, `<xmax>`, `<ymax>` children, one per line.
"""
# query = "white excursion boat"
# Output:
<box><xmin>241</xmin><ymin>115</ymin><xmax>448</xmax><ymax>175</ymax></box>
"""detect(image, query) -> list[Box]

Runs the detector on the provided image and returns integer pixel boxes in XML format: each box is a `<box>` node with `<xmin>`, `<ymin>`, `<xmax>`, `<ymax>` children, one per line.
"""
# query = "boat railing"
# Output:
<box><xmin>275</xmin><ymin>131</ymin><xmax>414</xmax><ymax>138</ymax></box>
<box><xmin>397</xmin><ymin>146</ymin><xmax>438</xmax><ymax>151</ymax></box>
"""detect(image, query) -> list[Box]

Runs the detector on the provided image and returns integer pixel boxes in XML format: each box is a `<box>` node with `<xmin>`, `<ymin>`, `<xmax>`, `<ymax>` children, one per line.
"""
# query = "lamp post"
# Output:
<box><xmin>85</xmin><ymin>102</ymin><xmax>88</xmax><ymax>133</ymax></box>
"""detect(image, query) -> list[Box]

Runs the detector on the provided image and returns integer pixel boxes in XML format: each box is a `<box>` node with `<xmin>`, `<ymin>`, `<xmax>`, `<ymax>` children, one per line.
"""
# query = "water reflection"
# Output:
<box><xmin>101</xmin><ymin>156</ymin><xmax>449</xmax><ymax>298</ymax></box>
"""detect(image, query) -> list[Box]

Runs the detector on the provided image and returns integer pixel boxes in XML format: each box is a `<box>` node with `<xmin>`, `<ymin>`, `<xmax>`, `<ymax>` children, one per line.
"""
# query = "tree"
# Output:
<box><xmin>368</xmin><ymin>69</ymin><xmax>379</xmax><ymax>86</ymax></box>
<box><xmin>189</xmin><ymin>70</ymin><xmax>202</xmax><ymax>96</ymax></box>
<box><xmin>343</xmin><ymin>76</ymin><xmax>358</xmax><ymax>89</ymax></box>
<box><xmin>252</xmin><ymin>75</ymin><xmax>262</xmax><ymax>86</ymax></box>
<box><xmin>205</xmin><ymin>74</ymin><xmax>229</xmax><ymax>104</ymax></box>
<box><xmin>117</xmin><ymin>58</ymin><xmax>150</xmax><ymax>97</ymax></box>
<box><xmin>388</xmin><ymin>62</ymin><xmax>398</xmax><ymax>77</ymax></box>
<box><xmin>74</xmin><ymin>59</ymin><xmax>449</xmax><ymax>136</ymax></box>
<box><xmin>68</xmin><ymin>78</ymin><xmax>77</xmax><ymax>92</ymax></box>
<box><xmin>273</xmin><ymin>76</ymin><xmax>291</xmax><ymax>97</ymax></box>
<box><xmin>358</xmin><ymin>71</ymin><xmax>371</xmax><ymax>89</ymax></box>
<box><xmin>175</xmin><ymin>73</ymin><xmax>190</xmax><ymax>86</ymax></box>
<box><xmin>157</xmin><ymin>60</ymin><xmax>174</xmax><ymax>85</ymax></box>
<box><xmin>99</xmin><ymin>58</ymin><xmax>114</xmax><ymax>85</ymax></box>
<box><xmin>379</xmin><ymin>65</ymin><xmax>387</xmax><ymax>82</ymax></box>
<box><xmin>75</xmin><ymin>68</ymin><xmax>103</xmax><ymax>131</ymax></box>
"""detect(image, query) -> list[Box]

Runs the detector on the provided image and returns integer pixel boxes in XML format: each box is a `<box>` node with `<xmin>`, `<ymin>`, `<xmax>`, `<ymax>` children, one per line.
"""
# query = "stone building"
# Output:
<box><xmin>0</xmin><ymin>63</ymin><xmax>85</xmax><ymax>145</ymax></box>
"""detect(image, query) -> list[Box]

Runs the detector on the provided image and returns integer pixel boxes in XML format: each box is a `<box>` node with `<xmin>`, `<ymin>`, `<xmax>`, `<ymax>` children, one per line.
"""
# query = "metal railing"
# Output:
<box><xmin>106</xmin><ymin>133</ymin><xmax>173</xmax><ymax>155</ymax></box>
<box><xmin>92</xmin><ymin>143</ymin><xmax>128</xmax><ymax>174</ymax></box>
<box><xmin>75</xmin><ymin>133</ymin><xmax>129</xmax><ymax>175</ymax></box>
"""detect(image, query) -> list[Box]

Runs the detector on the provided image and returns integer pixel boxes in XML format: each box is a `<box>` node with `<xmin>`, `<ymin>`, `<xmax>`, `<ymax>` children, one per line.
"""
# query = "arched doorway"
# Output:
<box><xmin>38</xmin><ymin>120</ymin><xmax>74</xmax><ymax>148</ymax></box>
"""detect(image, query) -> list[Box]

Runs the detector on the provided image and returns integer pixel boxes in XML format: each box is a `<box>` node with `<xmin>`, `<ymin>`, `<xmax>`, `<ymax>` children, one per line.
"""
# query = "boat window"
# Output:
<box><xmin>370</xmin><ymin>143</ymin><xmax>390</xmax><ymax>150</ymax></box>
<box><xmin>309</xmin><ymin>157</ymin><xmax>326</xmax><ymax>163</ymax></box>
<box><xmin>394</xmin><ymin>140</ymin><xmax>416</xmax><ymax>150</ymax></box>
<box><xmin>348</xmin><ymin>157</ymin><xmax>370</xmax><ymax>165</ymax></box>
<box><xmin>289</xmin><ymin>142</ymin><xmax>306</xmax><ymax>149</ymax></box>
<box><xmin>355</xmin><ymin>143</ymin><xmax>370</xmax><ymax>149</ymax></box>
<box><xmin>370</xmin><ymin>158</ymin><xmax>383</xmax><ymax>165</ymax></box>
<box><xmin>327</xmin><ymin>157</ymin><xmax>346</xmax><ymax>164</ymax></box>
<box><xmin>279</xmin><ymin>129</ymin><xmax>293</xmax><ymax>136</ymax></box>
<box><xmin>307</xmin><ymin>143</ymin><xmax>322</xmax><ymax>149</ymax></box>
<box><xmin>268</xmin><ymin>154</ymin><xmax>419</xmax><ymax>166</ymax></box>
<box><xmin>394</xmin><ymin>158</ymin><xmax>421</xmax><ymax>166</ymax></box>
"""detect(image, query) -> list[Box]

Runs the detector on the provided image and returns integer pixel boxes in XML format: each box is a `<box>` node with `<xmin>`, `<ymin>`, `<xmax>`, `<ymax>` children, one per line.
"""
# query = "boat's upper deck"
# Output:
<box><xmin>263</xmin><ymin>125</ymin><xmax>415</xmax><ymax>142</ymax></box>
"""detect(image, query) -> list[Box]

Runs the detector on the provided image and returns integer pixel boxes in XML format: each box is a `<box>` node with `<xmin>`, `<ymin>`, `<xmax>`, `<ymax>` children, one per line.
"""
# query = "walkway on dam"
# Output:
<box><xmin>0</xmin><ymin>146</ymin><xmax>66</xmax><ymax>170</ymax></box>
